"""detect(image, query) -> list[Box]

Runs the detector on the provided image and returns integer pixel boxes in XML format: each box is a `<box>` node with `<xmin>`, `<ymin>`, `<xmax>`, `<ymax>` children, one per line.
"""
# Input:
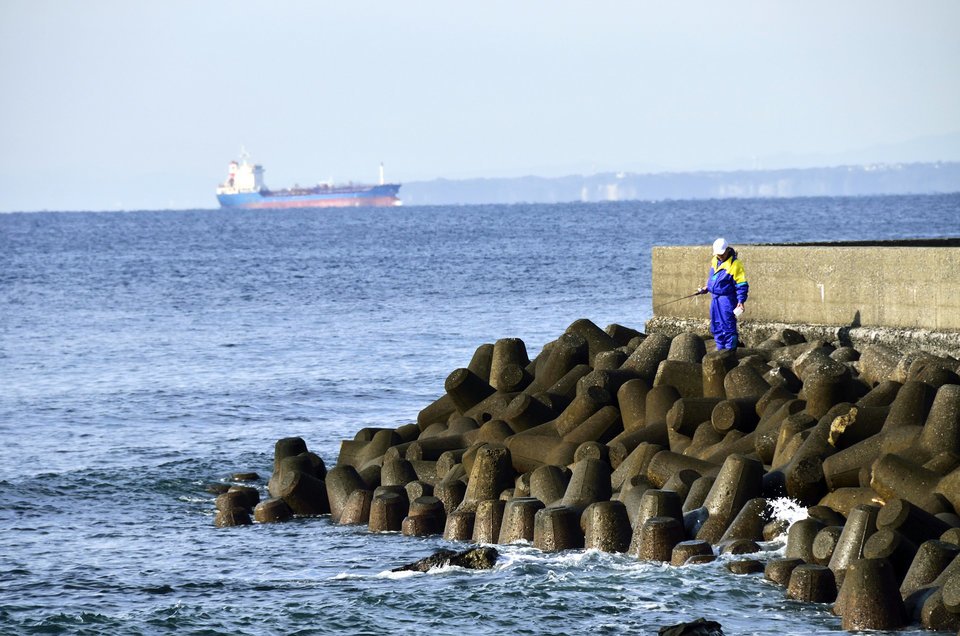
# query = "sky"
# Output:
<box><xmin>1</xmin><ymin>1</ymin><xmax>959</xmax><ymax>211</ymax></box>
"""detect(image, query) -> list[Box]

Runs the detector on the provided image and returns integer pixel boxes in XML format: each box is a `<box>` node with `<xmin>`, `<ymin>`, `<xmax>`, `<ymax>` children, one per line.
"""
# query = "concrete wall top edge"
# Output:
<box><xmin>655</xmin><ymin>238</ymin><xmax>960</xmax><ymax>249</ymax></box>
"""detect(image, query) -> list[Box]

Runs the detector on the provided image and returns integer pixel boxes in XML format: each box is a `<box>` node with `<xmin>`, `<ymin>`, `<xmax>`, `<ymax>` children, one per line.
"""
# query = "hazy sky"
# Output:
<box><xmin>1</xmin><ymin>1</ymin><xmax>959</xmax><ymax>211</ymax></box>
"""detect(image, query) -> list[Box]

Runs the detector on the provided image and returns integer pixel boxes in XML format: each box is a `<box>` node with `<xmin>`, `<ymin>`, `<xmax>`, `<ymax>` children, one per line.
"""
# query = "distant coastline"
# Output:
<box><xmin>3</xmin><ymin>161</ymin><xmax>959</xmax><ymax>214</ymax></box>
<box><xmin>402</xmin><ymin>161</ymin><xmax>960</xmax><ymax>206</ymax></box>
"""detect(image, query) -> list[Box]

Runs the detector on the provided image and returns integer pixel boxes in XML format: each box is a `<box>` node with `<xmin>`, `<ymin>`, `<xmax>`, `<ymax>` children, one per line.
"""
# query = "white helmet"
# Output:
<box><xmin>712</xmin><ymin>237</ymin><xmax>729</xmax><ymax>255</ymax></box>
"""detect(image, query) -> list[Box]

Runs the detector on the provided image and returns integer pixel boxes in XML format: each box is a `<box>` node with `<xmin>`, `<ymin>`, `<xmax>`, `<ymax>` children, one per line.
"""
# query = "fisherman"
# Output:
<box><xmin>696</xmin><ymin>238</ymin><xmax>749</xmax><ymax>350</ymax></box>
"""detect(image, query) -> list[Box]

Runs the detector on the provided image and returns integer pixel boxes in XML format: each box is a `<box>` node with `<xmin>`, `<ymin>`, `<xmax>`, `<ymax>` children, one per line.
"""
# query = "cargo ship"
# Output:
<box><xmin>216</xmin><ymin>153</ymin><xmax>401</xmax><ymax>209</ymax></box>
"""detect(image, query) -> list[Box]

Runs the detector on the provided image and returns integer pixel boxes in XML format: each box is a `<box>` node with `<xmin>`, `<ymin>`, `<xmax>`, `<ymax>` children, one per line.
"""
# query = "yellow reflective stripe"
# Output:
<box><xmin>711</xmin><ymin>257</ymin><xmax>747</xmax><ymax>284</ymax></box>
<box><xmin>728</xmin><ymin>260</ymin><xmax>747</xmax><ymax>285</ymax></box>
<box><xmin>712</xmin><ymin>256</ymin><xmax>730</xmax><ymax>271</ymax></box>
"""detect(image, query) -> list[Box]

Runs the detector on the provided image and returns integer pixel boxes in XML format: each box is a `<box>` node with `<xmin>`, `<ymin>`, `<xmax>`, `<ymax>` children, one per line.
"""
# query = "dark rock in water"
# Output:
<box><xmin>392</xmin><ymin>546</ymin><xmax>498</xmax><ymax>573</ymax></box>
<box><xmin>658</xmin><ymin>618</ymin><xmax>724</xmax><ymax>636</ymax></box>
<box><xmin>393</xmin><ymin>548</ymin><xmax>458</xmax><ymax>572</ymax></box>
<box><xmin>214</xmin><ymin>507</ymin><xmax>252</xmax><ymax>528</ymax></box>
<box><xmin>726</xmin><ymin>559</ymin><xmax>764</xmax><ymax>575</ymax></box>
<box><xmin>205</xmin><ymin>483</ymin><xmax>231</xmax><ymax>495</ymax></box>
<box><xmin>452</xmin><ymin>545</ymin><xmax>499</xmax><ymax>569</ymax></box>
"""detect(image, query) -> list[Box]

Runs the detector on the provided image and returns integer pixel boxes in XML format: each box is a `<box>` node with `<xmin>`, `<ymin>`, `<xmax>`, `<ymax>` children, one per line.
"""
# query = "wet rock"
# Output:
<box><xmin>657</xmin><ymin>618</ymin><xmax>724</xmax><ymax>636</ymax></box>
<box><xmin>835</xmin><ymin>558</ymin><xmax>906</xmax><ymax>630</ymax></box>
<box><xmin>787</xmin><ymin>564</ymin><xmax>837</xmax><ymax>603</ymax></box>
<box><xmin>671</xmin><ymin>540</ymin><xmax>714</xmax><ymax>566</ymax></box>
<box><xmin>764</xmin><ymin>558</ymin><xmax>805</xmax><ymax>587</ymax></box>
<box><xmin>205</xmin><ymin>483</ymin><xmax>231</xmax><ymax>495</ymax></box>
<box><xmin>726</xmin><ymin>559</ymin><xmax>764</xmax><ymax>575</ymax></box>
<box><xmin>253</xmin><ymin>497</ymin><xmax>293</xmax><ymax>523</ymax></box>
<box><xmin>214</xmin><ymin>507</ymin><xmax>252</xmax><ymax>528</ymax></box>
<box><xmin>392</xmin><ymin>546</ymin><xmax>499</xmax><ymax>572</ymax></box>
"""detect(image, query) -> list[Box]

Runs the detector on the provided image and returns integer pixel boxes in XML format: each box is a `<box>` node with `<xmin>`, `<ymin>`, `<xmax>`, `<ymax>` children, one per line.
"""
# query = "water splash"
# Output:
<box><xmin>766</xmin><ymin>497</ymin><xmax>808</xmax><ymax>540</ymax></box>
<box><xmin>374</xmin><ymin>568</ymin><xmax>425</xmax><ymax>580</ymax></box>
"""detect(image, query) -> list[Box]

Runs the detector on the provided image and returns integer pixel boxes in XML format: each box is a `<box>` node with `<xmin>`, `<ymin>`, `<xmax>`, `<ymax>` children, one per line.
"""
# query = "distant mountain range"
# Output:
<box><xmin>401</xmin><ymin>161</ymin><xmax>960</xmax><ymax>206</ymax></box>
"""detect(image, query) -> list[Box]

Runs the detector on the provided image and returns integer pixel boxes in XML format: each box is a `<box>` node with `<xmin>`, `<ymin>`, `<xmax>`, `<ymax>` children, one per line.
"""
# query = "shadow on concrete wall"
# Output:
<box><xmin>837</xmin><ymin>310</ymin><xmax>862</xmax><ymax>347</ymax></box>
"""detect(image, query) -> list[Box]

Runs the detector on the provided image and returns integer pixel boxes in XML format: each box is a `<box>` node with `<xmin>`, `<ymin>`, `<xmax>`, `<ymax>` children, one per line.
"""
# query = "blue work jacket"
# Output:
<box><xmin>706</xmin><ymin>250</ymin><xmax>749</xmax><ymax>304</ymax></box>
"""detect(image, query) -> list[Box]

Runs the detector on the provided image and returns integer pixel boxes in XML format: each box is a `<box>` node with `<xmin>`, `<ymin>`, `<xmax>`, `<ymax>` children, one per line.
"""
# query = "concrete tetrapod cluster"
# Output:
<box><xmin>214</xmin><ymin>437</ymin><xmax>331</xmax><ymax>526</ymax></box>
<box><xmin>231</xmin><ymin>319</ymin><xmax>960</xmax><ymax>634</ymax></box>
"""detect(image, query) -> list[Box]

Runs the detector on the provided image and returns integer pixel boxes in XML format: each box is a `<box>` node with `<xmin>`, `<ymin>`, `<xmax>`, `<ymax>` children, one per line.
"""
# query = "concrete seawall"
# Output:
<box><xmin>647</xmin><ymin>239</ymin><xmax>960</xmax><ymax>357</ymax></box>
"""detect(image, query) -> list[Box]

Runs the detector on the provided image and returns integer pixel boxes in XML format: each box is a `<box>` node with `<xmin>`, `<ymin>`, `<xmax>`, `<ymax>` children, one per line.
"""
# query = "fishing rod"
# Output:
<box><xmin>653</xmin><ymin>290</ymin><xmax>705</xmax><ymax>310</ymax></box>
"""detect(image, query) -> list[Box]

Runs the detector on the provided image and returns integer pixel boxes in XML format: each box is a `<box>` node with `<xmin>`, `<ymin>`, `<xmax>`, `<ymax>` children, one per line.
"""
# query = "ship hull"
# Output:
<box><xmin>218</xmin><ymin>184</ymin><xmax>401</xmax><ymax>209</ymax></box>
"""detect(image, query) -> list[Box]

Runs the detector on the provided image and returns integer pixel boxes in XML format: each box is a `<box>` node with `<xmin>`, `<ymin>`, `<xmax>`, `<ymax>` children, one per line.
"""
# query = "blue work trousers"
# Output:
<box><xmin>710</xmin><ymin>293</ymin><xmax>739</xmax><ymax>350</ymax></box>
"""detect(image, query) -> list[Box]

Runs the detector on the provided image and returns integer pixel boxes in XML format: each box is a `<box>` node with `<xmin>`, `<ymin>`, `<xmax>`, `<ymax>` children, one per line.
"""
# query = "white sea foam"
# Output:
<box><xmin>372</xmin><ymin>561</ymin><xmax>493</xmax><ymax>579</ymax></box>
<box><xmin>178</xmin><ymin>495</ymin><xmax>213</xmax><ymax>504</ymax></box>
<box><xmin>373</xmin><ymin>569</ymin><xmax>420</xmax><ymax>580</ymax></box>
<box><xmin>767</xmin><ymin>497</ymin><xmax>808</xmax><ymax>540</ymax></box>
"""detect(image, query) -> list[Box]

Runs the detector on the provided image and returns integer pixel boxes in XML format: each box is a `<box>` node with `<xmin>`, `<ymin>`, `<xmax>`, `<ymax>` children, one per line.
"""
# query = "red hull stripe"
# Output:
<box><xmin>236</xmin><ymin>196</ymin><xmax>400</xmax><ymax>209</ymax></box>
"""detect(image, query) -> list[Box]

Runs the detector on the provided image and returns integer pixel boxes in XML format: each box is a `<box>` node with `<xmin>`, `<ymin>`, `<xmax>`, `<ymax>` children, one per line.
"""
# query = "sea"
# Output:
<box><xmin>2</xmin><ymin>194</ymin><xmax>959</xmax><ymax>636</ymax></box>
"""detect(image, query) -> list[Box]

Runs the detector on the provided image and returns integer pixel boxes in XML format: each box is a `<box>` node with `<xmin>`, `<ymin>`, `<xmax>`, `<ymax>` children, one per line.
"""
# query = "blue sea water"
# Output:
<box><xmin>2</xmin><ymin>194</ymin><xmax>959</xmax><ymax>636</ymax></box>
